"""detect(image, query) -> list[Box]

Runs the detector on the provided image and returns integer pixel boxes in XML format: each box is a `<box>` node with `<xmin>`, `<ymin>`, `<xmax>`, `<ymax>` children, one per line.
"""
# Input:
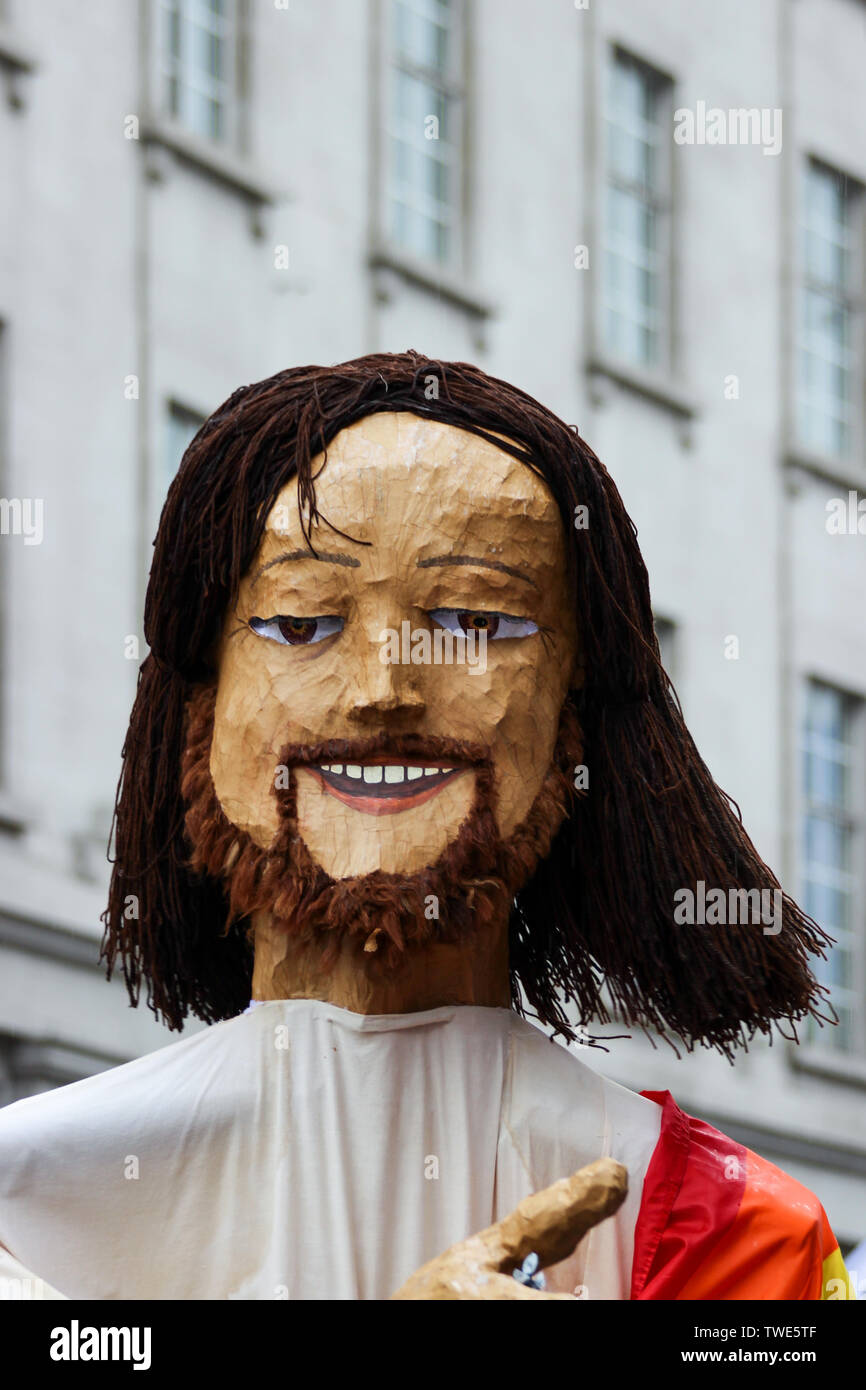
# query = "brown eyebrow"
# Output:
<box><xmin>417</xmin><ymin>554</ymin><xmax>539</xmax><ymax>589</ymax></box>
<box><xmin>251</xmin><ymin>548</ymin><xmax>361</xmax><ymax>585</ymax></box>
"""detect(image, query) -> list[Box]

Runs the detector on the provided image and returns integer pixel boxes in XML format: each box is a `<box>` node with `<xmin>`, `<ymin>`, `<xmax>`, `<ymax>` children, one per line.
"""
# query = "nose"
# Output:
<box><xmin>345</xmin><ymin>634</ymin><xmax>427</xmax><ymax>725</ymax></box>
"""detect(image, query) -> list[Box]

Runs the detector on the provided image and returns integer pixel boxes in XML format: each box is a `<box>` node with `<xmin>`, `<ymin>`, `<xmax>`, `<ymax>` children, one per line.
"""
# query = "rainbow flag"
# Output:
<box><xmin>632</xmin><ymin>1091</ymin><xmax>855</xmax><ymax>1300</ymax></box>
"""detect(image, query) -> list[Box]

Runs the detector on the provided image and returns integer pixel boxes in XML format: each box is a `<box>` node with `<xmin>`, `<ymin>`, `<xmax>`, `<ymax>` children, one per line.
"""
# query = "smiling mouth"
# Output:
<box><xmin>302</xmin><ymin>761</ymin><xmax>467</xmax><ymax>816</ymax></box>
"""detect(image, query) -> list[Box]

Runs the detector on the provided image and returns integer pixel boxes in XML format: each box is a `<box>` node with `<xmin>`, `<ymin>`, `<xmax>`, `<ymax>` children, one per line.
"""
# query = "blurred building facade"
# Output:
<box><xmin>1</xmin><ymin>0</ymin><xmax>865</xmax><ymax>1259</ymax></box>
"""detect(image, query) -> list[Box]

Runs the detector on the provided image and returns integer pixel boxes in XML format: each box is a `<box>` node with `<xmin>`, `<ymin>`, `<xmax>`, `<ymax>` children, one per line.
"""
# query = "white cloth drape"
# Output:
<box><xmin>0</xmin><ymin>1001</ymin><xmax>661</xmax><ymax>1300</ymax></box>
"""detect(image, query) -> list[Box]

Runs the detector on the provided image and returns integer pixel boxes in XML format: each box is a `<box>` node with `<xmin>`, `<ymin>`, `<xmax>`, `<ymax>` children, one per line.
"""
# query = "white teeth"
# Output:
<box><xmin>326</xmin><ymin>763</ymin><xmax>455</xmax><ymax>785</ymax></box>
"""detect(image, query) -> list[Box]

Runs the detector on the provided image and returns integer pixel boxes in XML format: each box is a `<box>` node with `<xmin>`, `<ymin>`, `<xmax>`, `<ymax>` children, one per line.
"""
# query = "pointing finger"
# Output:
<box><xmin>479</xmin><ymin>1157</ymin><xmax>628</xmax><ymax>1272</ymax></box>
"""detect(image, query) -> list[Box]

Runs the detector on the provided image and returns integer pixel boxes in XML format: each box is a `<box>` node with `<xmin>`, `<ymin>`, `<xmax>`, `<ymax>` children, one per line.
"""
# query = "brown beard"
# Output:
<box><xmin>180</xmin><ymin>683</ymin><xmax>581</xmax><ymax>978</ymax></box>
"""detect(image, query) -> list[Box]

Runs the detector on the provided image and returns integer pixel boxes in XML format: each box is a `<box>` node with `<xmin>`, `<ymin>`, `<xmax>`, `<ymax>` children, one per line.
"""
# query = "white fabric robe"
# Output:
<box><xmin>0</xmin><ymin>1000</ymin><xmax>661</xmax><ymax>1300</ymax></box>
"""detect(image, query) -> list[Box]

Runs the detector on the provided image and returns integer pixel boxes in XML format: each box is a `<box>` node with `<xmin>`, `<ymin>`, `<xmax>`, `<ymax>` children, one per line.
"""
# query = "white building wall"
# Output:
<box><xmin>0</xmin><ymin>0</ymin><xmax>864</xmax><ymax>1255</ymax></box>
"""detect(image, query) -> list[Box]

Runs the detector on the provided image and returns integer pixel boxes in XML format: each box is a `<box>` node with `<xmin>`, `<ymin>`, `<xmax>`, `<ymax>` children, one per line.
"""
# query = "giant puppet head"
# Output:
<box><xmin>101</xmin><ymin>352</ymin><xmax>831</xmax><ymax>1053</ymax></box>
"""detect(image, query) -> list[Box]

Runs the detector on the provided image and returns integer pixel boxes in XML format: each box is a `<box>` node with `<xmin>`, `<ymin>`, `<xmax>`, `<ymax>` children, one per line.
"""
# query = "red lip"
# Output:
<box><xmin>299</xmin><ymin>764</ymin><xmax>468</xmax><ymax>817</ymax></box>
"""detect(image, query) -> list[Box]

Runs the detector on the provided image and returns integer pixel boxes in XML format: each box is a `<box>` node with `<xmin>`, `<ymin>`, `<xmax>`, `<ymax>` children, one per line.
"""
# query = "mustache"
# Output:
<box><xmin>276</xmin><ymin>731</ymin><xmax>492</xmax><ymax>768</ymax></box>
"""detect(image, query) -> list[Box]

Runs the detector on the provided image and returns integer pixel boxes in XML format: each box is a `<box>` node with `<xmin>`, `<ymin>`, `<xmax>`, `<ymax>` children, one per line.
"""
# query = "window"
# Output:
<box><xmin>796</xmin><ymin>161</ymin><xmax>862</xmax><ymax>459</ymax></box>
<box><xmin>653</xmin><ymin>615</ymin><xmax>676</xmax><ymax>678</ymax></box>
<box><xmin>163</xmin><ymin>401</ymin><xmax>204</xmax><ymax>498</ymax></box>
<box><xmin>158</xmin><ymin>0</ymin><xmax>239</xmax><ymax>144</ymax></box>
<box><xmin>602</xmin><ymin>50</ymin><xmax>671</xmax><ymax>369</ymax></box>
<box><xmin>801</xmin><ymin>681</ymin><xmax>865</xmax><ymax>1053</ymax></box>
<box><xmin>384</xmin><ymin>0</ymin><xmax>465</xmax><ymax>266</ymax></box>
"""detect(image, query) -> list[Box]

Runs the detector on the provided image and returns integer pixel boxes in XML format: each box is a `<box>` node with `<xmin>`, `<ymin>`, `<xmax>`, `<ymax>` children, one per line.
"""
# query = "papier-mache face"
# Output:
<box><xmin>208</xmin><ymin>412</ymin><xmax>578</xmax><ymax>881</ymax></box>
<box><xmin>110</xmin><ymin>356</ymin><xmax>828</xmax><ymax>1041</ymax></box>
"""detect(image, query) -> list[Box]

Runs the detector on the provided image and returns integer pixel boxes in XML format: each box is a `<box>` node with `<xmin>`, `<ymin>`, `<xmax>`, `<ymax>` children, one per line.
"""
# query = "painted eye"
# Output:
<box><xmin>427</xmin><ymin>609</ymin><xmax>538</xmax><ymax>640</ymax></box>
<box><xmin>249</xmin><ymin>615</ymin><xmax>344</xmax><ymax>646</ymax></box>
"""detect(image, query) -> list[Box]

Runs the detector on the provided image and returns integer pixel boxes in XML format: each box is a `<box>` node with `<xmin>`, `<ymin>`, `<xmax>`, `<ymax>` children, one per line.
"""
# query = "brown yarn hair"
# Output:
<box><xmin>100</xmin><ymin>349</ymin><xmax>832</xmax><ymax>1055</ymax></box>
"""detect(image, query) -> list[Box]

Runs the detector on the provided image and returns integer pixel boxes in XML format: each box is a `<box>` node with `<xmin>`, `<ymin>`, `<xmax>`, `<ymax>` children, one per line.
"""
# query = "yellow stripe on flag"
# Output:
<box><xmin>822</xmin><ymin>1247</ymin><xmax>857</xmax><ymax>1300</ymax></box>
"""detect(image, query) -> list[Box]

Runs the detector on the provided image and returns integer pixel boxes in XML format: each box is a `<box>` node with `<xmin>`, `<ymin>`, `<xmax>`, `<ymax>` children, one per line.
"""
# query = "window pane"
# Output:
<box><xmin>804</xmin><ymin>814</ymin><xmax>849</xmax><ymax>874</ymax></box>
<box><xmin>806</xmin><ymin>680</ymin><xmax>850</xmax><ymax>742</ymax></box>
<box><xmin>806</xmin><ymin>162</ymin><xmax>847</xmax><ymax>231</ymax></box>
<box><xmin>605</xmin><ymin>251</ymin><xmax>656</xmax><ymax>318</ymax></box>
<box><xmin>159</xmin><ymin>0</ymin><xmax>236</xmax><ymax>145</ymax></box>
<box><xmin>803</xmin><ymin>748</ymin><xmax>847</xmax><ymax>807</ymax></box>
<box><xmin>804</xmin><ymin>875</ymin><xmax>849</xmax><ymax>934</ymax></box>
<box><xmin>802</xmin><ymin>681</ymin><xmax>862</xmax><ymax>1054</ymax></box>
<box><xmin>803</xmin><ymin>225</ymin><xmax>847</xmax><ymax>288</ymax></box>
<box><xmin>386</xmin><ymin>1</ymin><xmax>461</xmax><ymax>265</ymax></box>
<box><xmin>797</xmin><ymin>162</ymin><xmax>857</xmax><ymax>458</ymax></box>
<box><xmin>393</xmin><ymin>69</ymin><xmax>448</xmax><ymax>141</ymax></box>
<box><xmin>167</xmin><ymin>5</ymin><xmax>181</xmax><ymax>57</ymax></box>
<box><xmin>205</xmin><ymin>30</ymin><xmax>226</xmax><ymax>80</ymax></box>
<box><xmin>603</xmin><ymin>51</ymin><xmax>667</xmax><ymax>368</ymax></box>
<box><xmin>609</xmin><ymin>56</ymin><xmax>656</xmax><ymax>123</ymax></box>
<box><xmin>393</xmin><ymin>0</ymin><xmax>449</xmax><ymax>72</ymax></box>
<box><xmin>608</xmin><ymin>124</ymin><xmax>655</xmax><ymax>190</ymax></box>
<box><xmin>607</xmin><ymin>187</ymin><xmax>656</xmax><ymax>261</ymax></box>
<box><xmin>802</xmin><ymin>291</ymin><xmax>850</xmax><ymax>359</ymax></box>
<box><xmin>605</xmin><ymin>307</ymin><xmax>655</xmax><ymax>366</ymax></box>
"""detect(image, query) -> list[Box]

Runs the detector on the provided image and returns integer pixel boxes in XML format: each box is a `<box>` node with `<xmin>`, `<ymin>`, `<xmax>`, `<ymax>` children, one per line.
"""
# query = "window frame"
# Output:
<box><xmin>154</xmin><ymin>0</ymin><xmax>247</xmax><ymax>151</ymax></box>
<box><xmin>380</xmin><ymin>0</ymin><xmax>468</xmax><ymax>272</ymax></box>
<box><xmin>600</xmin><ymin>45</ymin><xmax>675</xmax><ymax>374</ymax></box>
<box><xmin>794</xmin><ymin>157</ymin><xmax>865</xmax><ymax>465</ymax></box>
<box><xmin>797</xmin><ymin>676</ymin><xmax>866</xmax><ymax>1061</ymax></box>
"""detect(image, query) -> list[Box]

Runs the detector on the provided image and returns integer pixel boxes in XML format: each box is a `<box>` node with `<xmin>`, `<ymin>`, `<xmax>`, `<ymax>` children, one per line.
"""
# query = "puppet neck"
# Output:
<box><xmin>250</xmin><ymin>908</ymin><xmax>512</xmax><ymax>1014</ymax></box>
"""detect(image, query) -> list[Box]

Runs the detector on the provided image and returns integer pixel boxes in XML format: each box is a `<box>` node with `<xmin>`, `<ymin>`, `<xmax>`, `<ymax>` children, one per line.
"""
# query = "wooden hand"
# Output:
<box><xmin>391</xmin><ymin>1157</ymin><xmax>628</xmax><ymax>1300</ymax></box>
